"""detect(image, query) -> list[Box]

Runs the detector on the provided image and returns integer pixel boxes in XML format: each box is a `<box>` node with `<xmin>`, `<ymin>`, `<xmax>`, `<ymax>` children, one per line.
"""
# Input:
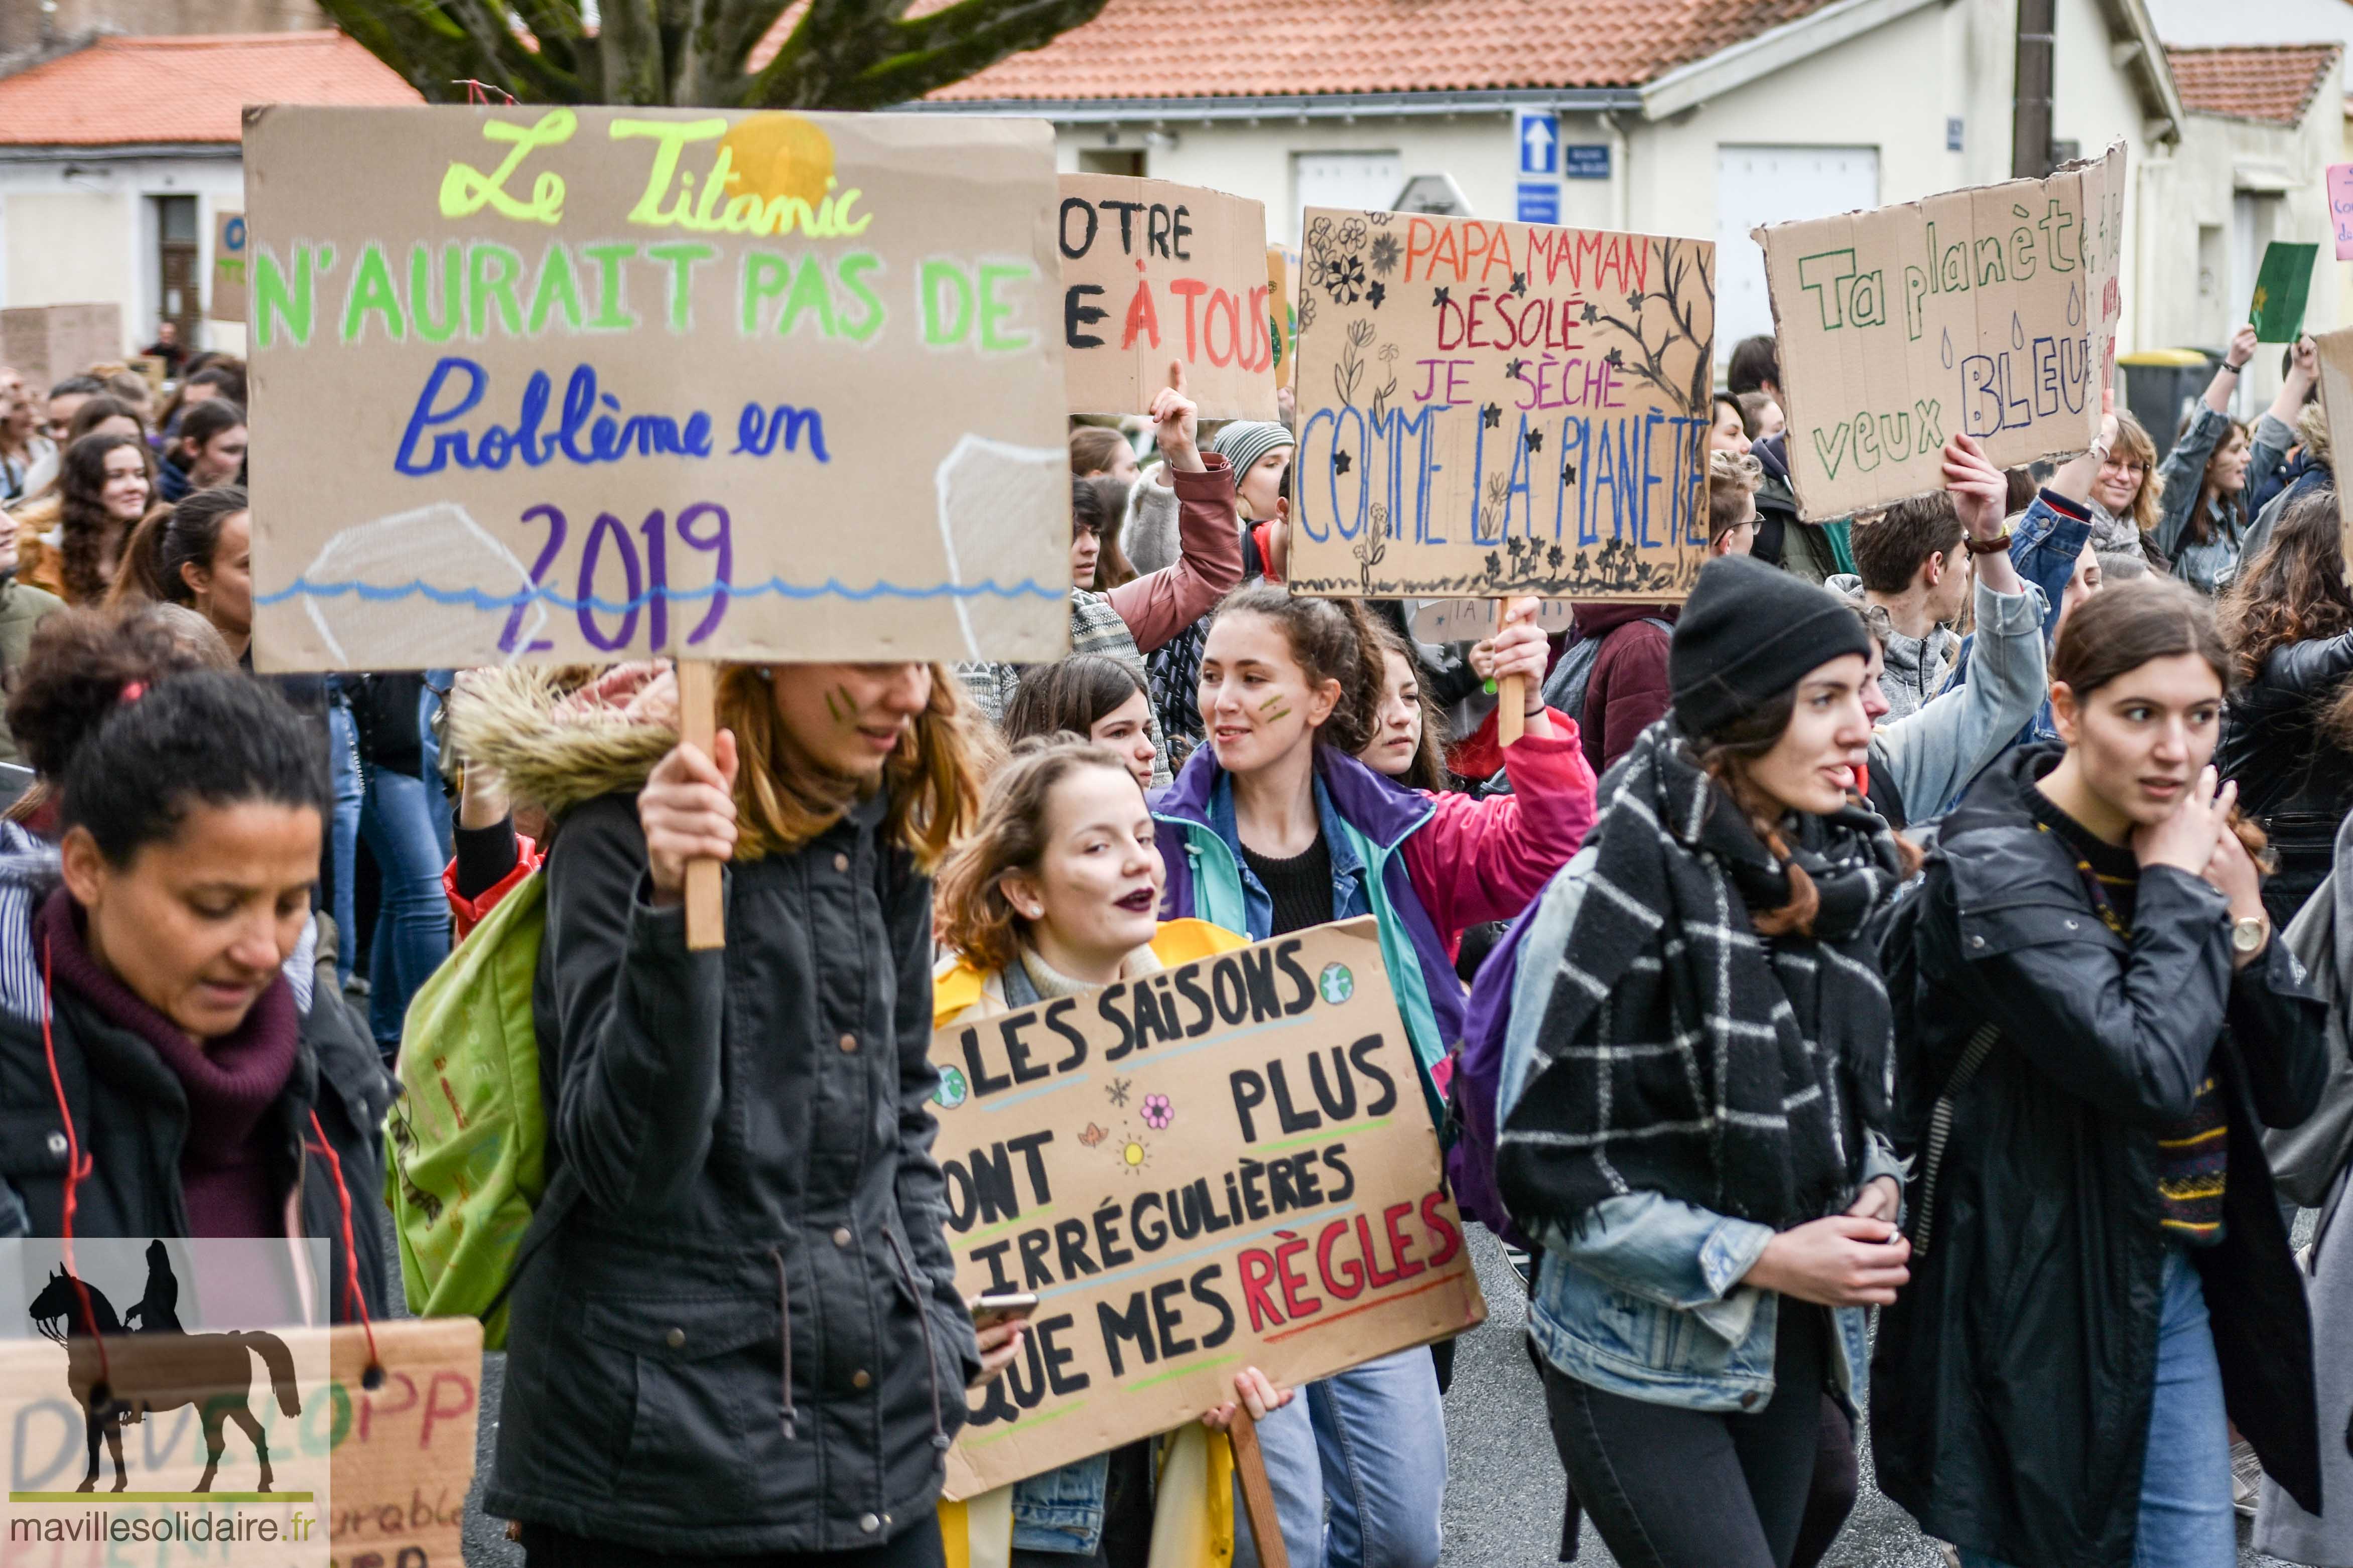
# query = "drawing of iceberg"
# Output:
<box><xmin>298</xmin><ymin>502</ymin><xmax>543</xmax><ymax>668</ymax></box>
<box><xmin>934</xmin><ymin>434</ymin><xmax>1070</xmax><ymax>661</ymax></box>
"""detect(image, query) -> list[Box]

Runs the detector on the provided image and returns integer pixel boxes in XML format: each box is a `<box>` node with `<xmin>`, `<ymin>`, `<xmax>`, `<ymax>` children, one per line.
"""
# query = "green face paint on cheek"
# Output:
<box><xmin>1258</xmin><ymin>694</ymin><xmax>1292</xmax><ymax>722</ymax></box>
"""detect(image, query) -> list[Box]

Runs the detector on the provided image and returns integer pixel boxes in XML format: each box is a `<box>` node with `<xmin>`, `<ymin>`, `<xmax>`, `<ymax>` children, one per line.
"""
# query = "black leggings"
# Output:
<box><xmin>520</xmin><ymin>1517</ymin><xmax>944</xmax><ymax>1568</ymax></box>
<box><xmin>1543</xmin><ymin>1301</ymin><xmax>1828</xmax><ymax>1568</ymax></box>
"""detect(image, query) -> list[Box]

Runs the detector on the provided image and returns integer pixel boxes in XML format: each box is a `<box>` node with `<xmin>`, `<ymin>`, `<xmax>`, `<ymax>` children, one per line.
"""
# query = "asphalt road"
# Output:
<box><xmin>430</xmin><ymin>1222</ymin><xmax>2299</xmax><ymax>1566</ymax></box>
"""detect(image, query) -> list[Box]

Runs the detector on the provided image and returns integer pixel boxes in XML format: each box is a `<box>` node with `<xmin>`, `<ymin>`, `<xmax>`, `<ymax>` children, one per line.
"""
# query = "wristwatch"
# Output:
<box><xmin>1964</xmin><ymin>532</ymin><xmax>2014</xmax><ymax>556</ymax></box>
<box><xmin>2231</xmin><ymin>914</ymin><xmax>2270</xmax><ymax>956</ymax></box>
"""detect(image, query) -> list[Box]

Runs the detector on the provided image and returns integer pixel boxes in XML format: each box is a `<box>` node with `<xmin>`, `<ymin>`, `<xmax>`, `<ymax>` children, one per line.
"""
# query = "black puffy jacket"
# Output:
<box><xmin>2217</xmin><ymin>628</ymin><xmax>2353</xmax><ymax>927</ymax></box>
<box><xmin>486</xmin><ymin>788</ymin><xmax>979</xmax><ymax>1555</ymax></box>
<box><xmin>1873</xmin><ymin>746</ymin><xmax>2327</xmax><ymax>1568</ymax></box>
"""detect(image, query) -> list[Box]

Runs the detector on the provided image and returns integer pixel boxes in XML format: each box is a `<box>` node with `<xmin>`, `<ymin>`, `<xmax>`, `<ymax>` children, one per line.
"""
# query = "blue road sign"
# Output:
<box><xmin>1516</xmin><ymin>182</ymin><xmax>1560</xmax><ymax>224</ymax></box>
<box><xmin>1518</xmin><ymin>112</ymin><xmax>1558</xmax><ymax>176</ymax></box>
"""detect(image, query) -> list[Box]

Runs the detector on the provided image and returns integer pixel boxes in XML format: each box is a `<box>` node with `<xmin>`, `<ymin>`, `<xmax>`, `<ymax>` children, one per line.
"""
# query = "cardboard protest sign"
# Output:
<box><xmin>2</xmin><ymin>302</ymin><xmax>120</xmax><ymax>393</ymax></box>
<box><xmin>1408</xmin><ymin>597</ymin><xmax>1574</xmax><ymax>642</ymax></box>
<box><xmin>327</xmin><ymin>1318</ymin><xmax>483</xmax><ymax>1568</ymax></box>
<box><xmin>1269</xmin><ymin>245</ymin><xmax>1298</xmax><ymax>393</ymax></box>
<box><xmin>1059</xmin><ymin>175</ymin><xmax>1275</xmax><ymax>419</ymax></box>
<box><xmin>244</xmin><ymin>106</ymin><xmax>1072</xmax><ymax>672</ymax></box>
<box><xmin>2252</xmin><ymin>241</ymin><xmax>2319</xmax><ymax>342</ymax></box>
<box><xmin>1757</xmin><ymin>142</ymin><xmax>2127</xmax><ymax>521</ymax></box>
<box><xmin>2330</xmin><ymin>166</ymin><xmax>2353</xmax><ymax>262</ymax></box>
<box><xmin>934</xmin><ymin>919</ymin><xmax>1486</xmax><ymax>1496</ymax></box>
<box><xmin>1286</xmin><ymin>210</ymin><xmax>1716</xmax><ymax>604</ymax></box>
<box><xmin>212</xmin><ymin>211</ymin><xmax>248</xmax><ymax>324</ymax></box>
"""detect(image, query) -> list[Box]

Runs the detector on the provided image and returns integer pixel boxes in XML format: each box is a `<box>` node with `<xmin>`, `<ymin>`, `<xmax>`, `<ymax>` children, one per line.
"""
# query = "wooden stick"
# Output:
<box><xmin>1228</xmin><ymin>1405</ymin><xmax>1289</xmax><ymax>1568</ymax></box>
<box><xmin>1495</xmin><ymin>598</ymin><xmax>1526</xmax><ymax>748</ymax></box>
<box><xmin>674</xmin><ymin>659</ymin><xmax>726</xmax><ymax>951</ymax></box>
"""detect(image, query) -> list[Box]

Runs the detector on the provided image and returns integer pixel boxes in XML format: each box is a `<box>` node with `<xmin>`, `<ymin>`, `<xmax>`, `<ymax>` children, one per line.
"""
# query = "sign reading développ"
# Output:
<box><xmin>1756</xmin><ymin>141</ymin><xmax>2127</xmax><ymax>521</ymax></box>
<box><xmin>1058</xmin><ymin>175</ymin><xmax>1276</xmax><ymax>419</ymax></box>
<box><xmin>1286</xmin><ymin>208</ymin><xmax>1716</xmax><ymax>603</ymax></box>
<box><xmin>935</xmin><ymin>920</ymin><xmax>1485</xmax><ymax>1496</ymax></box>
<box><xmin>211</xmin><ymin>211</ymin><xmax>248</xmax><ymax>324</ymax></box>
<box><xmin>243</xmin><ymin>106</ymin><xmax>1072</xmax><ymax>672</ymax></box>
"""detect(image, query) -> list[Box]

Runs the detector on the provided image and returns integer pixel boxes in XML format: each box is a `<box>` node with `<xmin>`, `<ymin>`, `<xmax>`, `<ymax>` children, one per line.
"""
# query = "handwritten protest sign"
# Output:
<box><xmin>1269</xmin><ymin>244</ymin><xmax>1298</xmax><ymax>393</ymax></box>
<box><xmin>1757</xmin><ymin>142</ymin><xmax>2126</xmax><ymax>520</ymax></box>
<box><xmin>1059</xmin><ymin>175</ymin><xmax>1275</xmax><ymax>419</ymax></box>
<box><xmin>1286</xmin><ymin>210</ymin><xmax>1716</xmax><ymax>604</ymax></box>
<box><xmin>935</xmin><ymin>920</ymin><xmax>1485</xmax><ymax>1496</ymax></box>
<box><xmin>2</xmin><ymin>303</ymin><xmax>120</xmax><ymax>395</ymax></box>
<box><xmin>2329</xmin><ymin>166</ymin><xmax>2353</xmax><ymax>262</ymax></box>
<box><xmin>212</xmin><ymin>210</ymin><xmax>248</xmax><ymax>324</ymax></box>
<box><xmin>328</xmin><ymin>1318</ymin><xmax>483</xmax><ymax>1568</ymax></box>
<box><xmin>2252</xmin><ymin>241</ymin><xmax>2319</xmax><ymax>342</ymax></box>
<box><xmin>244</xmin><ymin>106</ymin><xmax>1071</xmax><ymax>672</ymax></box>
<box><xmin>2312</xmin><ymin>326</ymin><xmax>2353</xmax><ymax>577</ymax></box>
<box><xmin>1408</xmin><ymin>597</ymin><xmax>1574</xmax><ymax>642</ymax></box>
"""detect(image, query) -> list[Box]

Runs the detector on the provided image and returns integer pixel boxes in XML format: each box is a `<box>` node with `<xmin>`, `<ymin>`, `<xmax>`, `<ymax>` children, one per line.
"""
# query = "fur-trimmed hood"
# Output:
<box><xmin>444</xmin><ymin>666</ymin><xmax>679</xmax><ymax>817</ymax></box>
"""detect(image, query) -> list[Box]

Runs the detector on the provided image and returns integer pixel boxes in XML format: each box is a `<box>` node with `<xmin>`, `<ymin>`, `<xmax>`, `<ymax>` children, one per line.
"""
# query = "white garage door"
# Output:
<box><xmin>1292</xmin><ymin>151</ymin><xmax>1401</xmax><ymax>245</ymax></box>
<box><xmin>1714</xmin><ymin>145</ymin><xmax>1880</xmax><ymax>364</ymax></box>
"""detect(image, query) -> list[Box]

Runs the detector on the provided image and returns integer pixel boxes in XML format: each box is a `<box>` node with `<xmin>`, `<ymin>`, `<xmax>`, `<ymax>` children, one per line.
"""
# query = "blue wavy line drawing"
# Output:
<box><xmin>255</xmin><ymin>576</ymin><xmax>1064</xmax><ymax>615</ymax></box>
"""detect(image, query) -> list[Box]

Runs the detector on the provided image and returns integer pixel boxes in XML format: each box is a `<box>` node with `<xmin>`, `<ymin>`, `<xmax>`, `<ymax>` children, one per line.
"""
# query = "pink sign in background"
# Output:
<box><xmin>2330</xmin><ymin>164</ymin><xmax>2353</xmax><ymax>261</ymax></box>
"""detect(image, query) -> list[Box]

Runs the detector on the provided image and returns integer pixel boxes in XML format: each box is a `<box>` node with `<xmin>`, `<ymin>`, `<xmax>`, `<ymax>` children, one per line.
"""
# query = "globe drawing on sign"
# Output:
<box><xmin>934</xmin><ymin>1066</ymin><xmax>969</xmax><ymax>1110</ymax></box>
<box><xmin>1319</xmin><ymin>964</ymin><xmax>1354</xmax><ymax>1005</ymax></box>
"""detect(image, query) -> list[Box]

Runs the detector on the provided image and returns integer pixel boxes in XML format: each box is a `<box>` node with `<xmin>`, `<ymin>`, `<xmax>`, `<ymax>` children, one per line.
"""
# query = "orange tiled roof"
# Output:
<box><xmin>806</xmin><ymin>0</ymin><xmax>1842</xmax><ymax>101</ymax></box>
<box><xmin>0</xmin><ymin>30</ymin><xmax>420</xmax><ymax>147</ymax></box>
<box><xmin>2166</xmin><ymin>43</ymin><xmax>2340</xmax><ymax>127</ymax></box>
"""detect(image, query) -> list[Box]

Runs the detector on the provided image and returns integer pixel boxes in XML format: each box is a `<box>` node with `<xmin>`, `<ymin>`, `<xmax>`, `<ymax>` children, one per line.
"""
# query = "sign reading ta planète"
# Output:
<box><xmin>243</xmin><ymin>106</ymin><xmax>1072</xmax><ymax>673</ymax></box>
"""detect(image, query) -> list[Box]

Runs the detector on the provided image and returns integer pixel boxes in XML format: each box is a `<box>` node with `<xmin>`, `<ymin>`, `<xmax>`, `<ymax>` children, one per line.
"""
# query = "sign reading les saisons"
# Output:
<box><xmin>1058</xmin><ymin>175</ymin><xmax>1275</xmax><ymax>419</ymax></box>
<box><xmin>1286</xmin><ymin>209</ymin><xmax>1716</xmax><ymax>603</ymax></box>
<box><xmin>1757</xmin><ymin>141</ymin><xmax>2126</xmax><ymax>521</ymax></box>
<box><xmin>934</xmin><ymin>920</ymin><xmax>1485</xmax><ymax>1496</ymax></box>
<box><xmin>243</xmin><ymin>106</ymin><xmax>1072</xmax><ymax>672</ymax></box>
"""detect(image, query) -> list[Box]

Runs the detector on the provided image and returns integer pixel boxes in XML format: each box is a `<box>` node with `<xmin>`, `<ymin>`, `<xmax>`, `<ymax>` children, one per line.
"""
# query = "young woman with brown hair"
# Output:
<box><xmin>1490</xmin><ymin>553</ymin><xmax>1914</xmax><ymax>1568</ymax></box>
<box><xmin>16</xmin><ymin>432</ymin><xmax>155</xmax><ymax>605</ymax></box>
<box><xmin>1001</xmin><ymin>655</ymin><xmax>1158</xmax><ymax>792</ymax></box>
<box><xmin>931</xmin><ymin>736</ymin><xmax>1292</xmax><ymax>1566</ymax></box>
<box><xmin>482</xmin><ymin>658</ymin><xmax>1017</xmax><ymax>1567</ymax></box>
<box><xmin>2215</xmin><ymin>488</ymin><xmax>2353</xmax><ymax>924</ymax></box>
<box><xmin>1874</xmin><ymin>576</ymin><xmax>2327</xmax><ymax>1568</ymax></box>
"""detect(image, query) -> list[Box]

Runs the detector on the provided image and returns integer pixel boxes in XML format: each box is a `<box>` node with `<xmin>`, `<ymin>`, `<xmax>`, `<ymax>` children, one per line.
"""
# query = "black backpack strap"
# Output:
<box><xmin>1908</xmin><ymin>1021</ymin><xmax>2002</xmax><ymax>1260</ymax></box>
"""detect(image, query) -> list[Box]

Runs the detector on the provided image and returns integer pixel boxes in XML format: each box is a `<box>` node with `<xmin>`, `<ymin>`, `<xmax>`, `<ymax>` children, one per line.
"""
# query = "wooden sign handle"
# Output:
<box><xmin>1495</xmin><ymin>598</ymin><xmax>1526</xmax><ymax>748</ymax></box>
<box><xmin>1229</xmin><ymin>1406</ymin><xmax>1290</xmax><ymax>1568</ymax></box>
<box><xmin>674</xmin><ymin>659</ymin><xmax>726</xmax><ymax>951</ymax></box>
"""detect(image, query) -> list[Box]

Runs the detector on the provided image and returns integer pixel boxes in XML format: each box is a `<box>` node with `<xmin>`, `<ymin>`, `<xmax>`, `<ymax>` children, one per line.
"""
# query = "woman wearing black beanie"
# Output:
<box><xmin>1489</xmin><ymin>549</ymin><xmax>1916</xmax><ymax>1568</ymax></box>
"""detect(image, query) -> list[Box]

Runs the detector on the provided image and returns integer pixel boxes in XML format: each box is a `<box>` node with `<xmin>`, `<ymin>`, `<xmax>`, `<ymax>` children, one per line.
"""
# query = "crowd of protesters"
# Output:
<box><xmin>0</xmin><ymin>298</ymin><xmax>2349</xmax><ymax>1568</ymax></box>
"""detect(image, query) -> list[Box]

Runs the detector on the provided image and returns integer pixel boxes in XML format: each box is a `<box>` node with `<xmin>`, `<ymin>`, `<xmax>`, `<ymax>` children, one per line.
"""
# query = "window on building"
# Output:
<box><xmin>153</xmin><ymin>194</ymin><xmax>200</xmax><ymax>353</ymax></box>
<box><xmin>1291</xmin><ymin>151</ymin><xmax>1401</xmax><ymax>246</ymax></box>
<box><xmin>2195</xmin><ymin>223</ymin><xmax>2226</xmax><ymax>346</ymax></box>
<box><xmin>1713</xmin><ymin>145</ymin><xmax>1880</xmax><ymax>366</ymax></box>
<box><xmin>1079</xmin><ymin>148</ymin><xmax>1146</xmax><ymax>178</ymax></box>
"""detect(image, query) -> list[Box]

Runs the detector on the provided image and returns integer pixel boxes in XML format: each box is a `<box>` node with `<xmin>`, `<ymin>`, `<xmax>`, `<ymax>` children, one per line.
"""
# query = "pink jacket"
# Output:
<box><xmin>1103</xmin><ymin>455</ymin><xmax>1243</xmax><ymax>654</ymax></box>
<box><xmin>1400</xmin><ymin>712</ymin><xmax>1598</xmax><ymax>954</ymax></box>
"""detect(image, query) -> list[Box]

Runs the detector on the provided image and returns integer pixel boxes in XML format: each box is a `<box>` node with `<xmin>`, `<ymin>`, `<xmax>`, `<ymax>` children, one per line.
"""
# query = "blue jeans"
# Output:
<box><xmin>1234</xmin><ymin>1348</ymin><xmax>1446</xmax><ymax>1568</ymax></box>
<box><xmin>326</xmin><ymin>698</ymin><xmax>364</xmax><ymax>987</ymax></box>
<box><xmin>361</xmin><ymin>762</ymin><xmax>451</xmax><ymax>1054</ymax></box>
<box><xmin>1960</xmin><ymin>1247</ymin><xmax>2234</xmax><ymax>1568</ymax></box>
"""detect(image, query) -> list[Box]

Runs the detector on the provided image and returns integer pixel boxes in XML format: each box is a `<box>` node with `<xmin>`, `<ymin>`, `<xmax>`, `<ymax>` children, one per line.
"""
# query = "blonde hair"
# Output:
<box><xmin>933</xmin><ymin>736</ymin><xmax>1137</xmax><ymax>973</ymax></box>
<box><xmin>716</xmin><ymin>662</ymin><xmax>981</xmax><ymax>872</ymax></box>
<box><xmin>2108</xmin><ymin>409</ymin><xmax>2161</xmax><ymax>535</ymax></box>
<box><xmin>1708</xmin><ymin>450</ymin><xmax>1763</xmax><ymax>543</ymax></box>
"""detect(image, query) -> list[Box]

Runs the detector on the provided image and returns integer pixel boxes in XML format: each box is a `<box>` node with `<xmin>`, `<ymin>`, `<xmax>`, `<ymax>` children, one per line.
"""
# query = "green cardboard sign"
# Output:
<box><xmin>2252</xmin><ymin>241</ymin><xmax>2320</xmax><ymax>342</ymax></box>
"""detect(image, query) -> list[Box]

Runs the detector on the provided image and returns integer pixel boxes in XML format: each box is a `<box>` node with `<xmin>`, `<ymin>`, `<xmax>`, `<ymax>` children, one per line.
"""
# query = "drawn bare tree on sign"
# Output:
<box><xmin>1581</xmin><ymin>239</ymin><xmax>1716</xmax><ymax>416</ymax></box>
<box><xmin>1355</xmin><ymin>503</ymin><xmax>1389</xmax><ymax>593</ymax></box>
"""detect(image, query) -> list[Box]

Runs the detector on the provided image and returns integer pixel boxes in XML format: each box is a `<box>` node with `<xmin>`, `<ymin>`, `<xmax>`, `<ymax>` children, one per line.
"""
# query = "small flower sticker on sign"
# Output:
<box><xmin>1141</xmin><ymin>1093</ymin><xmax>1174</xmax><ymax>1130</ymax></box>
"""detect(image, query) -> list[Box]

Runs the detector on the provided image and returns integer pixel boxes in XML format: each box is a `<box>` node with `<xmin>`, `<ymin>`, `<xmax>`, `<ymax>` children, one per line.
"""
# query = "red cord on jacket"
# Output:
<box><xmin>39</xmin><ymin>934</ymin><xmax>109</xmax><ymax>1390</ymax></box>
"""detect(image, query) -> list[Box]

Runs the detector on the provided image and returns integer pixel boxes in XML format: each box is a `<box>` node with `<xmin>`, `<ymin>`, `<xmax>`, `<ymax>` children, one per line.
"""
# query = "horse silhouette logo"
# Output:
<box><xmin>27</xmin><ymin>1242</ymin><xmax>300</xmax><ymax>1494</ymax></box>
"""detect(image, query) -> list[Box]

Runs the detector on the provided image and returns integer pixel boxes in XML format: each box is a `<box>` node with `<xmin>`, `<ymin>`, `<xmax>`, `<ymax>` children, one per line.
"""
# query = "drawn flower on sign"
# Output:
<box><xmin>1627</xmin><ymin>291</ymin><xmax>1644</xmax><ymax>313</ymax></box>
<box><xmin>1484</xmin><ymin>551</ymin><xmax>1502</xmax><ymax>578</ymax></box>
<box><xmin>1355</xmin><ymin>503</ymin><xmax>1390</xmax><ymax>592</ymax></box>
<box><xmin>1296</xmin><ymin>293</ymin><xmax>1317</xmax><ymax>334</ymax></box>
<box><xmin>1369</xmin><ymin>209</ymin><xmax>1395</xmax><ymax>228</ymax></box>
<box><xmin>1367</xmin><ymin>280</ymin><xmax>1386</xmax><ymax>310</ymax></box>
<box><xmin>1524</xmin><ymin>427</ymin><xmax>1544</xmax><ymax>454</ymax></box>
<box><xmin>1141</xmin><ymin>1093</ymin><xmax>1174</xmax><ymax>1130</ymax></box>
<box><xmin>1339</xmin><ymin>217</ymin><xmax>1369</xmax><ymax>250</ymax></box>
<box><xmin>1369</xmin><ymin>233</ymin><xmax>1402</xmax><ymax>276</ymax></box>
<box><xmin>1547</xmin><ymin>542</ymin><xmax>1566</xmax><ymax>571</ymax></box>
<box><xmin>1324</xmin><ymin>253</ymin><xmax>1367</xmax><ymax>305</ymax></box>
<box><xmin>1581</xmin><ymin>302</ymin><xmax>1600</xmax><ymax>325</ymax></box>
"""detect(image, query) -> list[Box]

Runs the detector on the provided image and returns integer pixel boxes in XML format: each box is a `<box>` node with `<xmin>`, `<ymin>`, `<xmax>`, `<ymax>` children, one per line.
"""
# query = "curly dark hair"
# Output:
<box><xmin>2216</xmin><ymin>489</ymin><xmax>2353</xmax><ymax>685</ymax></box>
<box><xmin>6</xmin><ymin>605</ymin><xmax>236</xmax><ymax>786</ymax></box>
<box><xmin>56</xmin><ymin>432</ymin><xmax>156</xmax><ymax>605</ymax></box>
<box><xmin>1206</xmin><ymin>582</ymin><xmax>1386</xmax><ymax>757</ymax></box>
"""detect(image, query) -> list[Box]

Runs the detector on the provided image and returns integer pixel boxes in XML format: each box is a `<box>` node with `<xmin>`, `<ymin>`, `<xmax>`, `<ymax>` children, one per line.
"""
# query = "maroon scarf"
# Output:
<box><xmin>35</xmin><ymin>888</ymin><xmax>298</xmax><ymax>1238</ymax></box>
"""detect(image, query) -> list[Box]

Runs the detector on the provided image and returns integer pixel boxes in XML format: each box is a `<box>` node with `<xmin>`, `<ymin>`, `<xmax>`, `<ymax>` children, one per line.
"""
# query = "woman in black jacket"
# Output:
<box><xmin>2216</xmin><ymin>488</ymin><xmax>2353</xmax><ymax>926</ymax></box>
<box><xmin>0</xmin><ymin>657</ymin><xmax>390</xmax><ymax>1319</ymax></box>
<box><xmin>486</xmin><ymin>659</ymin><xmax>1009</xmax><ymax>1567</ymax></box>
<box><xmin>1874</xmin><ymin>577</ymin><xmax>2328</xmax><ymax>1568</ymax></box>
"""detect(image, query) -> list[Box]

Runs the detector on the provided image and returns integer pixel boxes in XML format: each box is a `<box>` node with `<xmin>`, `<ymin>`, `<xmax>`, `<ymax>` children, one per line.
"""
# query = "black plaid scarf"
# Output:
<box><xmin>1497</xmin><ymin>723</ymin><xmax>1906</xmax><ymax>1235</ymax></box>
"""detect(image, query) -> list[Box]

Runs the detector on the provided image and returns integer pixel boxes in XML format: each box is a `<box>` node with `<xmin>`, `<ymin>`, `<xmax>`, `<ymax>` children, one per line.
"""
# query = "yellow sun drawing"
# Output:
<box><xmin>1120</xmin><ymin>1138</ymin><xmax>1149</xmax><ymax>1172</ymax></box>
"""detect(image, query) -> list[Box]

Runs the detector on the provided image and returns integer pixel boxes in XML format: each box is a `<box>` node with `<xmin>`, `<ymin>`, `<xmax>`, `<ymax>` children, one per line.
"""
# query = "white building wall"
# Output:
<box><xmin>0</xmin><ymin>151</ymin><xmax>247</xmax><ymax>375</ymax></box>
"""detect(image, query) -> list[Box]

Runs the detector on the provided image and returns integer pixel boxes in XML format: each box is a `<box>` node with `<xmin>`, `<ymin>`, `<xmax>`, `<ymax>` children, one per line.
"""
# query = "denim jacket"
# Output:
<box><xmin>1499</xmin><ymin>847</ymin><xmax>1902</xmax><ymax>1411</ymax></box>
